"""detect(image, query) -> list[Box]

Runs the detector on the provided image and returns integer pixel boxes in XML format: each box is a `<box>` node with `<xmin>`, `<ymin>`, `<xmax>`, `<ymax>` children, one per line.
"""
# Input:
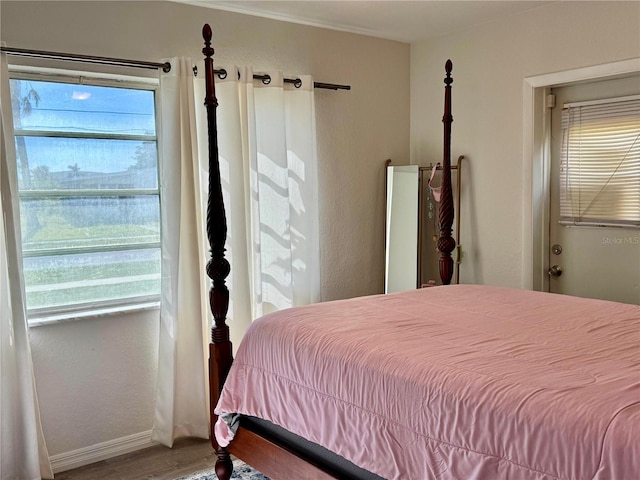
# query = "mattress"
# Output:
<box><xmin>215</xmin><ymin>285</ymin><xmax>640</xmax><ymax>480</ymax></box>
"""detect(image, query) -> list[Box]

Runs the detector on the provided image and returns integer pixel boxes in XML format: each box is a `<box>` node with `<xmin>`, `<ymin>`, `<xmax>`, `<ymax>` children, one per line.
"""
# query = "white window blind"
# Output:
<box><xmin>560</xmin><ymin>95</ymin><xmax>640</xmax><ymax>228</ymax></box>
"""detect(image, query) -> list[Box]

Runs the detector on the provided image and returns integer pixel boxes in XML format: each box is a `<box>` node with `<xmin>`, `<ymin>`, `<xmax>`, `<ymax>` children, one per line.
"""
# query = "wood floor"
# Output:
<box><xmin>54</xmin><ymin>438</ymin><xmax>217</xmax><ymax>480</ymax></box>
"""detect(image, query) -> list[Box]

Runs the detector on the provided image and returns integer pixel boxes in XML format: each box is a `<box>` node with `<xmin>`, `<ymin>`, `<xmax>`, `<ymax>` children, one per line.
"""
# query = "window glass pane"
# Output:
<box><xmin>9</xmin><ymin>74</ymin><xmax>161</xmax><ymax>315</ymax></box>
<box><xmin>16</xmin><ymin>137</ymin><xmax>158</xmax><ymax>190</ymax></box>
<box><xmin>9</xmin><ymin>79</ymin><xmax>156</xmax><ymax>135</ymax></box>
<box><xmin>20</xmin><ymin>196</ymin><xmax>160</xmax><ymax>252</ymax></box>
<box><xmin>23</xmin><ymin>248</ymin><xmax>161</xmax><ymax>310</ymax></box>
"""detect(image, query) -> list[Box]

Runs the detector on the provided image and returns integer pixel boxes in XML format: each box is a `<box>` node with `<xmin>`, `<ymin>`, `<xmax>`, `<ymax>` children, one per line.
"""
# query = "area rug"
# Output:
<box><xmin>174</xmin><ymin>458</ymin><xmax>270</xmax><ymax>480</ymax></box>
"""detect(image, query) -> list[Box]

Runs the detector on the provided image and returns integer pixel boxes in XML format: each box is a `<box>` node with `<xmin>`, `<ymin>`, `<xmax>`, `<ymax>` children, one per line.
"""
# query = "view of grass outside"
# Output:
<box><xmin>24</xmin><ymin>250</ymin><xmax>160</xmax><ymax>310</ymax></box>
<box><xmin>10</xmin><ymin>75</ymin><xmax>161</xmax><ymax>314</ymax></box>
<box><xmin>25</xmin><ymin>219</ymin><xmax>159</xmax><ymax>250</ymax></box>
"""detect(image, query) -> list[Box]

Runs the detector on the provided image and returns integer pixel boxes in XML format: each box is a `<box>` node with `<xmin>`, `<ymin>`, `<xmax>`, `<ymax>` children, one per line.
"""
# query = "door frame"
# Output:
<box><xmin>522</xmin><ymin>58</ymin><xmax>640</xmax><ymax>291</ymax></box>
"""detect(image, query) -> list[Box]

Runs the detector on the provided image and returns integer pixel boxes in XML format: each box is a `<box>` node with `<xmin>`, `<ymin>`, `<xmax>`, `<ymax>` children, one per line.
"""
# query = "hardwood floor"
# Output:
<box><xmin>54</xmin><ymin>438</ymin><xmax>217</xmax><ymax>480</ymax></box>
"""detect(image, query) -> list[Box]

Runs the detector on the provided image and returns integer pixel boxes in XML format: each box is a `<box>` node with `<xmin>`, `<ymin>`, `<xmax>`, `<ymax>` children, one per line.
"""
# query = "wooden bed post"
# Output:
<box><xmin>202</xmin><ymin>24</ymin><xmax>234</xmax><ymax>480</ymax></box>
<box><xmin>438</xmin><ymin>60</ymin><xmax>456</xmax><ymax>285</ymax></box>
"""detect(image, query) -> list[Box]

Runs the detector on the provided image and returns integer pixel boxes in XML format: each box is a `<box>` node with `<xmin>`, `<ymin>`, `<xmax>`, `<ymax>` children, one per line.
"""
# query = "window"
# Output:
<box><xmin>560</xmin><ymin>95</ymin><xmax>640</xmax><ymax>228</ymax></box>
<box><xmin>9</xmin><ymin>72</ymin><xmax>160</xmax><ymax>317</ymax></box>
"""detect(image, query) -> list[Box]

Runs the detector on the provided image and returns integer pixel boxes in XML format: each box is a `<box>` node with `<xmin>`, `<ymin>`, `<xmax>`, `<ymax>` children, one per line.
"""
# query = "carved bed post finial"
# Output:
<box><xmin>202</xmin><ymin>23</ymin><xmax>234</xmax><ymax>480</ymax></box>
<box><xmin>438</xmin><ymin>59</ymin><xmax>456</xmax><ymax>285</ymax></box>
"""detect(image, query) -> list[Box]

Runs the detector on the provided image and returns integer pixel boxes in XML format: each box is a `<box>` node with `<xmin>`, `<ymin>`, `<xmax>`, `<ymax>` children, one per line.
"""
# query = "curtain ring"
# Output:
<box><xmin>192</xmin><ymin>66</ymin><xmax>198</xmax><ymax>77</ymax></box>
<box><xmin>262</xmin><ymin>74</ymin><xmax>271</xmax><ymax>85</ymax></box>
<box><xmin>293</xmin><ymin>78</ymin><xmax>302</xmax><ymax>89</ymax></box>
<box><xmin>217</xmin><ymin>68</ymin><xmax>228</xmax><ymax>80</ymax></box>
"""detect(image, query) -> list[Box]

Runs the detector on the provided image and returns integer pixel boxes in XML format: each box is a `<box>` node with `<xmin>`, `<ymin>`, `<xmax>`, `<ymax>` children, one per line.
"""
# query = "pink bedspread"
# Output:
<box><xmin>214</xmin><ymin>285</ymin><xmax>640</xmax><ymax>480</ymax></box>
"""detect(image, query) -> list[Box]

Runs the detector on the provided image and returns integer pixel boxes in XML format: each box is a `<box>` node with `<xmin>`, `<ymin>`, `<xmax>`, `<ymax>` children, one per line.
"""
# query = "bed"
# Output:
<box><xmin>200</xmin><ymin>25</ymin><xmax>640</xmax><ymax>480</ymax></box>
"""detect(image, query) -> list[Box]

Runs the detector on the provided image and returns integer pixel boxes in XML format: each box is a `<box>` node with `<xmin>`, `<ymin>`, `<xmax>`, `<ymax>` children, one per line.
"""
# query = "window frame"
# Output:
<box><xmin>8</xmin><ymin>66</ymin><xmax>163</xmax><ymax>323</ymax></box>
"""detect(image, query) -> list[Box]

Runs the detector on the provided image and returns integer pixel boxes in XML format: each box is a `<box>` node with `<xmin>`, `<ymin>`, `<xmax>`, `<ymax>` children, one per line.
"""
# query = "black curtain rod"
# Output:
<box><xmin>0</xmin><ymin>46</ymin><xmax>172</xmax><ymax>73</ymax></box>
<box><xmin>0</xmin><ymin>47</ymin><xmax>350</xmax><ymax>90</ymax></box>
<box><xmin>213</xmin><ymin>68</ymin><xmax>350</xmax><ymax>91</ymax></box>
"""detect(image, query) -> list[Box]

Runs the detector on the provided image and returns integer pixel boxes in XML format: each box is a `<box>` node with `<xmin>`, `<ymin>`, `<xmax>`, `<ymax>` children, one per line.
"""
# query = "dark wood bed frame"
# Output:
<box><xmin>201</xmin><ymin>24</ymin><xmax>456</xmax><ymax>480</ymax></box>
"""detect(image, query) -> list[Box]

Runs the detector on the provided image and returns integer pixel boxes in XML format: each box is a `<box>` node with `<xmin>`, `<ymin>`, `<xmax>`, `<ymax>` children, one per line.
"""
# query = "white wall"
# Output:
<box><xmin>1</xmin><ymin>0</ymin><xmax>409</xmax><ymax>460</ymax></box>
<box><xmin>29</xmin><ymin>312</ymin><xmax>160</xmax><ymax>458</ymax></box>
<box><xmin>410</xmin><ymin>1</ymin><xmax>640</xmax><ymax>288</ymax></box>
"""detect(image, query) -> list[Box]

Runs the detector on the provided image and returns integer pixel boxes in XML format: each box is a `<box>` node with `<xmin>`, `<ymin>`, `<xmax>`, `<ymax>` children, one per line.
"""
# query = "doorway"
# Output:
<box><xmin>548</xmin><ymin>77</ymin><xmax>639</xmax><ymax>303</ymax></box>
<box><xmin>523</xmin><ymin>58</ymin><xmax>640</xmax><ymax>304</ymax></box>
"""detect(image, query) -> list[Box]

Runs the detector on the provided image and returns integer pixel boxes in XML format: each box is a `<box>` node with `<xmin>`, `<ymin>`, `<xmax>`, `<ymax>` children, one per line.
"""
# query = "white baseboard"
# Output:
<box><xmin>49</xmin><ymin>430</ymin><xmax>158</xmax><ymax>473</ymax></box>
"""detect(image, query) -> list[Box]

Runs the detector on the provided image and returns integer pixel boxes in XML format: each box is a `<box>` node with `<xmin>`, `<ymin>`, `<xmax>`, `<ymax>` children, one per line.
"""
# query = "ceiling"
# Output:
<box><xmin>172</xmin><ymin>1</ymin><xmax>556</xmax><ymax>43</ymax></box>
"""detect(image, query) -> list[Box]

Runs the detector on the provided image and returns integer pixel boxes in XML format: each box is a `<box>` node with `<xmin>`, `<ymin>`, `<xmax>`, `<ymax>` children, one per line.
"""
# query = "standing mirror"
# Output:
<box><xmin>385</xmin><ymin>164</ymin><xmax>419</xmax><ymax>293</ymax></box>
<box><xmin>385</xmin><ymin>158</ymin><xmax>465</xmax><ymax>293</ymax></box>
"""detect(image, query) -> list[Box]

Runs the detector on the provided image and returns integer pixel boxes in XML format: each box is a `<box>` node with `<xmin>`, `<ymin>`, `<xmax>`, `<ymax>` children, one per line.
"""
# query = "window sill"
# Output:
<box><xmin>28</xmin><ymin>301</ymin><xmax>160</xmax><ymax>327</ymax></box>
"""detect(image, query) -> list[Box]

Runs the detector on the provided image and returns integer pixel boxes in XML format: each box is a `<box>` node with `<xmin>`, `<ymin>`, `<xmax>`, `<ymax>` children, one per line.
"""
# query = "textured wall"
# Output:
<box><xmin>28</xmin><ymin>312</ymin><xmax>160</xmax><ymax>455</ymax></box>
<box><xmin>1</xmin><ymin>0</ymin><xmax>410</xmax><ymax>457</ymax></box>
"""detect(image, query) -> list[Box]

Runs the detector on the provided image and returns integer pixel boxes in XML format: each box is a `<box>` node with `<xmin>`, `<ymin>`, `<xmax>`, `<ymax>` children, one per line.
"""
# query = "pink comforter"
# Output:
<box><xmin>214</xmin><ymin>285</ymin><xmax>640</xmax><ymax>480</ymax></box>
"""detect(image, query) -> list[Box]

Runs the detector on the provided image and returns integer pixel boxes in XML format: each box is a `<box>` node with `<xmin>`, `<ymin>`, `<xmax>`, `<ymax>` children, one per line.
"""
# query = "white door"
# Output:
<box><xmin>549</xmin><ymin>75</ymin><xmax>640</xmax><ymax>305</ymax></box>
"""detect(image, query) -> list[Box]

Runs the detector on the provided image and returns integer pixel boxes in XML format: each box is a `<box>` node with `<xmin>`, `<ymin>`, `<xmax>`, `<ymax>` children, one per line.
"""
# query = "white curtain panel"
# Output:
<box><xmin>212</xmin><ymin>67</ymin><xmax>320</xmax><ymax>339</ymax></box>
<box><xmin>153</xmin><ymin>61</ymin><xmax>321</xmax><ymax>443</ymax></box>
<box><xmin>277</xmin><ymin>73</ymin><xmax>320</xmax><ymax>310</ymax></box>
<box><xmin>152</xmin><ymin>58</ymin><xmax>209</xmax><ymax>447</ymax></box>
<box><xmin>0</xmin><ymin>51</ymin><xmax>53</xmax><ymax>480</ymax></box>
